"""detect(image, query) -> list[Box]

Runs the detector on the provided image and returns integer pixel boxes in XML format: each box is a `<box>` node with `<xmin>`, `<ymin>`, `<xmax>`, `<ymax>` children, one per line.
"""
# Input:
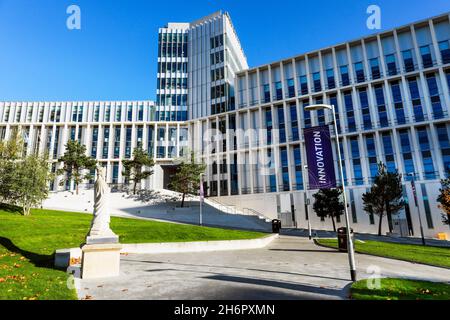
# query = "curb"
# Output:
<box><xmin>121</xmin><ymin>234</ymin><xmax>279</xmax><ymax>254</ymax></box>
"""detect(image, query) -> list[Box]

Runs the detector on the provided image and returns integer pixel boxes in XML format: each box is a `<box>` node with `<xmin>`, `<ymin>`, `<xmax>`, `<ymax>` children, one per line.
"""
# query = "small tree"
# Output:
<box><xmin>437</xmin><ymin>176</ymin><xmax>450</xmax><ymax>226</ymax></box>
<box><xmin>362</xmin><ymin>163</ymin><xmax>405</xmax><ymax>236</ymax></box>
<box><xmin>57</xmin><ymin>140</ymin><xmax>97</xmax><ymax>195</ymax></box>
<box><xmin>122</xmin><ymin>145</ymin><xmax>155</xmax><ymax>195</ymax></box>
<box><xmin>313</xmin><ymin>188</ymin><xmax>345</xmax><ymax>232</ymax></box>
<box><xmin>0</xmin><ymin>129</ymin><xmax>24</xmax><ymax>203</ymax></box>
<box><xmin>169</xmin><ymin>153</ymin><xmax>206</xmax><ymax>208</ymax></box>
<box><xmin>12</xmin><ymin>153</ymin><xmax>53</xmax><ymax>216</ymax></box>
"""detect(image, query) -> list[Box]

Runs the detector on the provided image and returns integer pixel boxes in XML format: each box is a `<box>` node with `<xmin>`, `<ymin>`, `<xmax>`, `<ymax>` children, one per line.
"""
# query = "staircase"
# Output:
<box><xmin>44</xmin><ymin>189</ymin><xmax>272</xmax><ymax>232</ymax></box>
<box><xmin>206</xmin><ymin>197</ymin><xmax>273</xmax><ymax>223</ymax></box>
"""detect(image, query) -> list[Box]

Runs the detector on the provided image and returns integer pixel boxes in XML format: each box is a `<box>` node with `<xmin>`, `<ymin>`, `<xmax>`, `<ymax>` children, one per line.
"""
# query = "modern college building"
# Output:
<box><xmin>1</xmin><ymin>11</ymin><xmax>450</xmax><ymax>238</ymax></box>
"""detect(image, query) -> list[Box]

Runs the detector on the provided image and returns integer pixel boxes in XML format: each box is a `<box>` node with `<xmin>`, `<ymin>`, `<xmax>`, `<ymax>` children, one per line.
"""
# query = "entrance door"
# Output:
<box><xmin>162</xmin><ymin>165</ymin><xmax>179</xmax><ymax>190</ymax></box>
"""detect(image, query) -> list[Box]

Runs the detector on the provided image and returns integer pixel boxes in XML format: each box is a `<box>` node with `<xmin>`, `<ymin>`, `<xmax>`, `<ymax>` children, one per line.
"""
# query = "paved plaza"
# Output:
<box><xmin>77</xmin><ymin>236</ymin><xmax>450</xmax><ymax>300</ymax></box>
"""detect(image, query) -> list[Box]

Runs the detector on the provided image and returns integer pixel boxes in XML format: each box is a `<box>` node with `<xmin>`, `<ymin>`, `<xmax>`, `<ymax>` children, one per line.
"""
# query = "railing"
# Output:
<box><xmin>243</xmin><ymin>208</ymin><xmax>272</xmax><ymax>222</ymax></box>
<box><xmin>204</xmin><ymin>198</ymin><xmax>237</xmax><ymax>215</ymax></box>
<box><xmin>205</xmin><ymin>198</ymin><xmax>271</xmax><ymax>222</ymax></box>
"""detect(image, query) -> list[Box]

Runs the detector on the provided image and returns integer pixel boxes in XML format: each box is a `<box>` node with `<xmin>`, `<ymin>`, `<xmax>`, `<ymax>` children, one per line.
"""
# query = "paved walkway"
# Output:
<box><xmin>283</xmin><ymin>229</ymin><xmax>450</xmax><ymax>247</ymax></box>
<box><xmin>77</xmin><ymin>236</ymin><xmax>450</xmax><ymax>300</ymax></box>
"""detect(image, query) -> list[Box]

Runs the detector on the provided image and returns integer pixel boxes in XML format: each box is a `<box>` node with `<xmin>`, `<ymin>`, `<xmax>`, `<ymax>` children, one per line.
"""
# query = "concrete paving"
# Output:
<box><xmin>77</xmin><ymin>236</ymin><xmax>450</xmax><ymax>300</ymax></box>
<box><xmin>282</xmin><ymin>229</ymin><xmax>450</xmax><ymax>247</ymax></box>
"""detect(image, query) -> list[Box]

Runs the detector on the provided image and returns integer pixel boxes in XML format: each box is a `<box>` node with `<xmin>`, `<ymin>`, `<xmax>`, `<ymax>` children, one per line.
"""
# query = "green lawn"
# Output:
<box><xmin>316</xmin><ymin>238</ymin><xmax>450</xmax><ymax>269</ymax></box>
<box><xmin>0</xmin><ymin>205</ymin><xmax>266</xmax><ymax>300</ymax></box>
<box><xmin>351</xmin><ymin>278</ymin><xmax>450</xmax><ymax>300</ymax></box>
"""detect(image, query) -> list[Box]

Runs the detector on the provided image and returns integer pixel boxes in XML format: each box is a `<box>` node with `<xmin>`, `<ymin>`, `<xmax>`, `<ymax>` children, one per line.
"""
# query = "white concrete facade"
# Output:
<box><xmin>0</xmin><ymin>100</ymin><xmax>189</xmax><ymax>190</ymax></box>
<box><xmin>189</xmin><ymin>13</ymin><xmax>450</xmax><ymax>239</ymax></box>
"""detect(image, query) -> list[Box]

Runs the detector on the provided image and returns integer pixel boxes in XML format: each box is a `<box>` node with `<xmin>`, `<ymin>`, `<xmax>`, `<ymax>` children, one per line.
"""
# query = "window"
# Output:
<box><xmin>354</xmin><ymin>62</ymin><xmax>365</xmax><ymax>83</ymax></box>
<box><xmin>420</xmin><ymin>45</ymin><xmax>433</xmax><ymax>68</ymax></box>
<box><xmin>115</xmin><ymin>106</ymin><xmax>122</xmax><ymax>122</ymax></box>
<box><xmin>337</xmin><ymin>138</ymin><xmax>347</xmax><ymax>185</ymax></box>
<box><xmin>50</xmin><ymin>106</ymin><xmax>56</xmax><ymax>122</ymax></box>
<box><xmin>439</xmin><ymin>40</ymin><xmax>450</xmax><ymax>64</ymax></box>
<box><xmin>340</xmin><ymin>65</ymin><xmax>350</xmax><ymax>86</ymax></box>
<box><xmin>138</xmin><ymin>105</ymin><xmax>144</xmax><ymax>121</ymax></box>
<box><xmin>344</xmin><ymin>91</ymin><xmax>356</xmax><ymax>132</ymax></box>
<box><xmin>290</xmin><ymin>103</ymin><xmax>299</xmax><ymax>141</ymax></box>
<box><xmin>436</xmin><ymin>124</ymin><xmax>450</xmax><ymax>175</ymax></box>
<box><xmin>77</xmin><ymin>106</ymin><xmax>83</xmax><ymax>122</ymax></box>
<box><xmin>287</xmin><ymin>78</ymin><xmax>295</xmax><ymax>98</ymax></box>
<box><xmin>299</xmin><ymin>76</ymin><xmax>308</xmax><ymax>95</ymax></box>
<box><xmin>125</xmin><ymin>126</ymin><xmax>132</xmax><ymax>159</ymax></box>
<box><xmin>72</xmin><ymin>106</ymin><xmax>78</xmax><ymax>122</ymax></box>
<box><xmin>267</xmin><ymin>149</ymin><xmax>277</xmax><ymax>192</ymax></box>
<box><xmin>3</xmin><ymin>106</ymin><xmax>10</xmax><ymax>122</ymax></box>
<box><xmin>421</xmin><ymin>184</ymin><xmax>434</xmax><ymax>229</ymax></box>
<box><xmin>91</xmin><ymin>127</ymin><xmax>99</xmax><ymax>158</ymax></box>
<box><xmin>102</xmin><ymin>127</ymin><xmax>110</xmax><ymax>159</ymax></box>
<box><xmin>426</xmin><ymin>74</ymin><xmax>444</xmax><ymax>119</ymax></box>
<box><xmin>350</xmin><ymin>137</ymin><xmax>363</xmax><ymax>185</ymax></box>
<box><xmin>385</xmin><ymin>54</ymin><xmax>397</xmax><ymax>76</ymax></box>
<box><xmin>104</xmin><ymin>106</ymin><xmax>111</xmax><ymax>122</ymax></box>
<box><xmin>53</xmin><ymin>127</ymin><xmax>60</xmax><ymax>159</ymax></box>
<box><xmin>274</xmin><ymin>81</ymin><xmax>283</xmax><ymax>100</ymax></box>
<box><xmin>277</xmin><ymin>106</ymin><xmax>286</xmax><ymax>143</ymax></box>
<box><xmin>127</xmin><ymin>105</ymin><xmax>133</xmax><ymax>122</ymax></box>
<box><xmin>113</xmin><ymin>127</ymin><xmax>121</xmax><ymax>159</ymax></box>
<box><xmin>94</xmin><ymin>106</ymin><xmax>100</xmax><ymax>122</ymax></box>
<box><xmin>326</xmin><ymin>69</ymin><xmax>335</xmax><ymax>89</ymax></box>
<box><xmin>293</xmin><ymin>145</ymin><xmax>303</xmax><ymax>190</ymax></box>
<box><xmin>27</xmin><ymin>107</ymin><xmax>33</xmax><ymax>122</ymax></box>
<box><xmin>265</xmin><ymin>108</ymin><xmax>273</xmax><ymax>145</ymax></box>
<box><xmin>147</xmin><ymin>126</ymin><xmax>154</xmax><ymax>157</ymax></box>
<box><xmin>399</xmin><ymin>129</ymin><xmax>415</xmax><ymax>178</ymax></box>
<box><xmin>402</xmin><ymin>50</ymin><xmax>415</xmax><ymax>72</ymax></box>
<box><xmin>263</xmin><ymin>84</ymin><xmax>271</xmax><ymax>103</ymax></box>
<box><xmin>374</xmin><ymin>85</ymin><xmax>389</xmax><ymax>127</ymax></box>
<box><xmin>390</xmin><ymin>81</ymin><xmax>406</xmax><ymax>125</ymax></box>
<box><xmin>365</xmin><ymin>135</ymin><xmax>378</xmax><ymax>181</ymax></box>
<box><xmin>382</xmin><ymin>133</ymin><xmax>396</xmax><ymax>173</ymax></box>
<box><xmin>70</xmin><ymin>127</ymin><xmax>76</xmax><ymax>141</ymax></box>
<box><xmin>210</xmin><ymin>34</ymin><xmax>224</xmax><ymax>49</ymax></box>
<box><xmin>157</xmin><ymin>127</ymin><xmax>166</xmax><ymax>158</ymax></box>
<box><xmin>136</xmin><ymin>126</ymin><xmax>143</xmax><ymax>147</ymax></box>
<box><xmin>112</xmin><ymin>163</ymin><xmax>119</xmax><ymax>184</ymax></box>
<box><xmin>407</xmin><ymin>77</ymin><xmax>425</xmax><ymax>122</ymax></box>
<box><xmin>417</xmin><ymin>127</ymin><xmax>436</xmax><ymax>180</ymax></box>
<box><xmin>280</xmin><ymin>147</ymin><xmax>290</xmax><ymax>191</ymax></box>
<box><xmin>370</xmin><ymin>58</ymin><xmax>381</xmax><ymax>79</ymax></box>
<box><xmin>329</xmin><ymin>95</ymin><xmax>341</xmax><ymax>134</ymax></box>
<box><xmin>303</xmin><ymin>101</ymin><xmax>311</xmax><ymax>128</ymax></box>
<box><xmin>359</xmin><ymin>88</ymin><xmax>372</xmax><ymax>130</ymax></box>
<box><xmin>313</xmin><ymin>72</ymin><xmax>321</xmax><ymax>92</ymax></box>
<box><xmin>316</xmin><ymin>97</ymin><xmax>325</xmax><ymax>126</ymax></box>
<box><xmin>38</xmin><ymin>106</ymin><xmax>44</xmax><ymax>123</ymax></box>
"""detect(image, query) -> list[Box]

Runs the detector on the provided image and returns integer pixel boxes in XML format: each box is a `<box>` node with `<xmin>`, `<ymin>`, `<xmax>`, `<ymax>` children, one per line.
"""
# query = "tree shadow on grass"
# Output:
<box><xmin>0</xmin><ymin>203</ymin><xmax>22</xmax><ymax>214</ymax></box>
<box><xmin>0</xmin><ymin>236</ymin><xmax>57</xmax><ymax>270</ymax></box>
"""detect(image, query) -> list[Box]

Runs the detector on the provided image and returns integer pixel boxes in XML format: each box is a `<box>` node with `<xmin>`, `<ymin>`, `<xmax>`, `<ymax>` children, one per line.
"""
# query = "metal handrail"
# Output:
<box><xmin>243</xmin><ymin>207</ymin><xmax>272</xmax><ymax>221</ymax></box>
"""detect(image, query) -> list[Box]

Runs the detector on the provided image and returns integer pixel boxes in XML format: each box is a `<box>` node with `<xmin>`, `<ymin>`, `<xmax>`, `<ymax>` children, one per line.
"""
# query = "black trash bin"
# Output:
<box><xmin>272</xmin><ymin>219</ymin><xmax>282</xmax><ymax>234</ymax></box>
<box><xmin>337</xmin><ymin>227</ymin><xmax>354</xmax><ymax>252</ymax></box>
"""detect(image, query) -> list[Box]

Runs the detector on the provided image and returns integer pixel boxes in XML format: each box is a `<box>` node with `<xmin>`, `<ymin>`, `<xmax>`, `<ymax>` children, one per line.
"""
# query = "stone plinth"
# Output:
<box><xmin>81</xmin><ymin>243</ymin><xmax>122</xmax><ymax>279</ymax></box>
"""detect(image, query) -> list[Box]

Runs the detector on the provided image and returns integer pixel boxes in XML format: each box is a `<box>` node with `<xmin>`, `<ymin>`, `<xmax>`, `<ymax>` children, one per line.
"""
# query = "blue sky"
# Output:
<box><xmin>0</xmin><ymin>0</ymin><xmax>449</xmax><ymax>101</ymax></box>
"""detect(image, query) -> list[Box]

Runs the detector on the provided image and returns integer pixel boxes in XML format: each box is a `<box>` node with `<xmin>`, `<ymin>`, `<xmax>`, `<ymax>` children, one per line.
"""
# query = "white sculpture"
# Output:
<box><xmin>86</xmin><ymin>166</ymin><xmax>118</xmax><ymax>243</ymax></box>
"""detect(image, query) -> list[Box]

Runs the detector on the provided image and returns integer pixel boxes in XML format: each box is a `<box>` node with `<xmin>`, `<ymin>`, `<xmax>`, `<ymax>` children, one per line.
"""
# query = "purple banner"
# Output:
<box><xmin>304</xmin><ymin>125</ymin><xmax>337</xmax><ymax>190</ymax></box>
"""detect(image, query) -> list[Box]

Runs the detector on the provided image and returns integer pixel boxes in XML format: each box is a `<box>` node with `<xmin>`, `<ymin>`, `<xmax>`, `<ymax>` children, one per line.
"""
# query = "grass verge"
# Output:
<box><xmin>351</xmin><ymin>278</ymin><xmax>450</xmax><ymax>300</ymax></box>
<box><xmin>0</xmin><ymin>205</ymin><xmax>266</xmax><ymax>300</ymax></box>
